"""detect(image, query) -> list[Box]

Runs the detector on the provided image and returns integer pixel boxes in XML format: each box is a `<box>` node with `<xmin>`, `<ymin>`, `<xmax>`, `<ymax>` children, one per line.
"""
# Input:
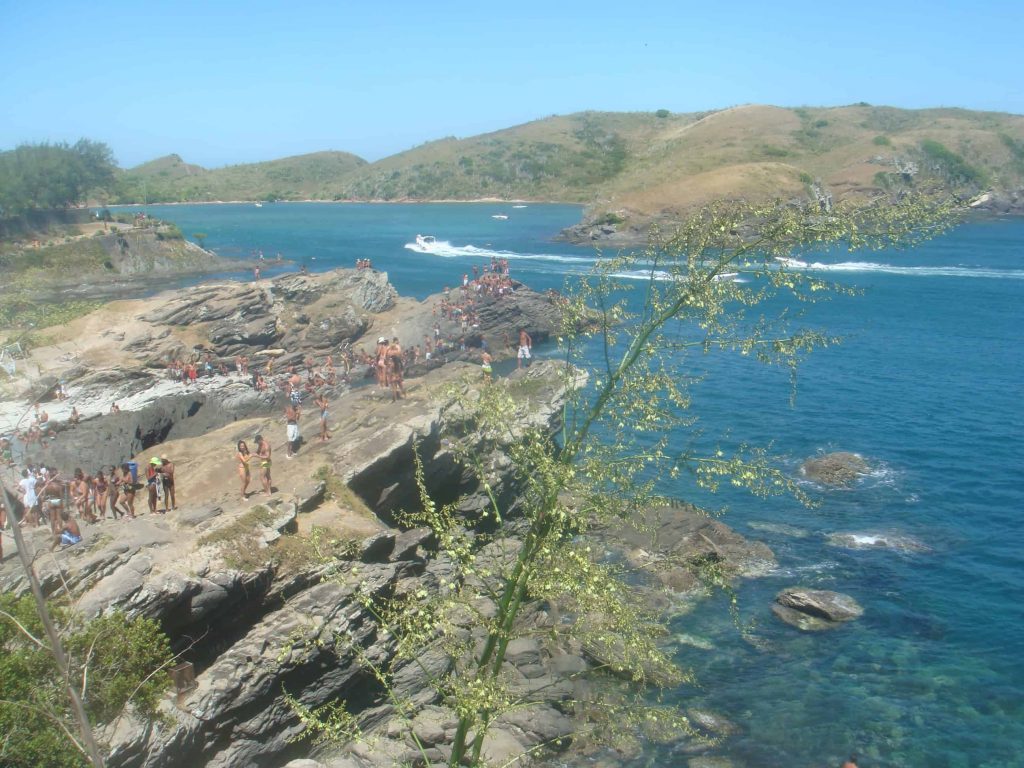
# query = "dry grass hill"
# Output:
<box><xmin>114</xmin><ymin>104</ymin><xmax>1024</xmax><ymax>223</ymax></box>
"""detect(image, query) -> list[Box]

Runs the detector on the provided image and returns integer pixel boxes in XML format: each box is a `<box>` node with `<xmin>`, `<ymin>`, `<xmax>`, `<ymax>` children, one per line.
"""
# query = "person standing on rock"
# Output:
<box><xmin>517</xmin><ymin>328</ymin><xmax>532</xmax><ymax>369</ymax></box>
<box><xmin>237</xmin><ymin>441</ymin><xmax>252</xmax><ymax>498</ymax></box>
<box><xmin>117</xmin><ymin>464</ymin><xmax>136</xmax><ymax>518</ymax></box>
<box><xmin>285</xmin><ymin>402</ymin><xmax>300</xmax><ymax>458</ymax></box>
<box><xmin>315</xmin><ymin>393</ymin><xmax>330</xmax><ymax>442</ymax></box>
<box><xmin>387</xmin><ymin>337</ymin><xmax>405</xmax><ymax>401</ymax></box>
<box><xmin>146</xmin><ymin>457</ymin><xmax>163</xmax><ymax>514</ymax></box>
<box><xmin>160</xmin><ymin>455</ymin><xmax>176</xmax><ymax>511</ymax></box>
<box><xmin>255</xmin><ymin>434</ymin><xmax>272</xmax><ymax>495</ymax></box>
<box><xmin>481</xmin><ymin>349</ymin><xmax>493</xmax><ymax>382</ymax></box>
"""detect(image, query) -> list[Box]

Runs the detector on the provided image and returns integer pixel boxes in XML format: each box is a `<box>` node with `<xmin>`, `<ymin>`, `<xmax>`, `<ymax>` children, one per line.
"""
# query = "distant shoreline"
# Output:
<box><xmin>105</xmin><ymin>198</ymin><xmax>577</xmax><ymax>207</ymax></box>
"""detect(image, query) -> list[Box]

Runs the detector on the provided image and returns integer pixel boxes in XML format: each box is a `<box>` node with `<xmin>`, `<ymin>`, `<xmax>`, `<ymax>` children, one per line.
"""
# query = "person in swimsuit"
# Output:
<box><xmin>160</xmin><ymin>455</ymin><xmax>176</xmax><ymax>511</ymax></box>
<box><xmin>285</xmin><ymin>402</ymin><xmax>300</xmax><ymax>458</ymax></box>
<box><xmin>387</xmin><ymin>338</ymin><xmax>405</xmax><ymax>401</ymax></box>
<box><xmin>119</xmin><ymin>463</ymin><xmax>136</xmax><ymax>518</ymax></box>
<box><xmin>237</xmin><ymin>440</ymin><xmax>252</xmax><ymax>499</ymax></box>
<box><xmin>255</xmin><ymin>434</ymin><xmax>272</xmax><ymax>495</ymax></box>
<box><xmin>51</xmin><ymin>510</ymin><xmax>82</xmax><ymax>550</ymax></box>
<box><xmin>70</xmin><ymin>468</ymin><xmax>91</xmax><ymax>522</ymax></box>
<box><xmin>94</xmin><ymin>469</ymin><xmax>109</xmax><ymax>520</ymax></box>
<box><xmin>146</xmin><ymin>457</ymin><xmax>163</xmax><ymax>514</ymax></box>
<box><xmin>517</xmin><ymin>328</ymin><xmax>532</xmax><ymax>369</ymax></box>
<box><xmin>481</xmin><ymin>350</ymin><xmax>493</xmax><ymax>382</ymax></box>
<box><xmin>315</xmin><ymin>393</ymin><xmax>330</xmax><ymax>442</ymax></box>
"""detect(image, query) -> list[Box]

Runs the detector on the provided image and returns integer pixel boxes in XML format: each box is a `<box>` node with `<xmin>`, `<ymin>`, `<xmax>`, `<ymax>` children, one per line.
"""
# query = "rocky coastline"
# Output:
<box><xmin>1</xmin><ymin>267</ymin><xmax>823</xmax><ymax>768</ymax></box>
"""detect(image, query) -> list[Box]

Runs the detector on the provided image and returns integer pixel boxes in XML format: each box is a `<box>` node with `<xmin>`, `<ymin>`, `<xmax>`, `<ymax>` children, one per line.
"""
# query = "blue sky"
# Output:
<box><xmin>1</xmin><ymin>0</ymin><xmax>1021</xmax><ymax>168</ymax></box>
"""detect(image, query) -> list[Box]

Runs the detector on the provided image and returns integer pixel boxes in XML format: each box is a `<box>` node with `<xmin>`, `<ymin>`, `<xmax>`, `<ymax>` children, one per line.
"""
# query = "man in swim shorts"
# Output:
<box><xmin>51</xmin><ymin>510</ymin><xmax>82</xmax><ymax>550</ymax></box>
<box><xmin>285</xmin><ymin>402</ymin><xmax>299</xmax><ymax>458</ymax></box>
<box><xmin>517</xmin><ymin>328</ymin><xmax>532</xmax><ymax>369</ymax></box>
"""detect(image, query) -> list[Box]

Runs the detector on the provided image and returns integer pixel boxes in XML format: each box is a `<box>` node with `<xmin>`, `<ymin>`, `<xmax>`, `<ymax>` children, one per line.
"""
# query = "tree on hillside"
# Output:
<box><xmin>0</xmin><ymin>139</ymin><xmax>117</xmax><ymax>218</ymax></box>
<box><xmin>297</xmin><ymin>194</ymin><xmax>955</xmax><ymax>765</ymax></box>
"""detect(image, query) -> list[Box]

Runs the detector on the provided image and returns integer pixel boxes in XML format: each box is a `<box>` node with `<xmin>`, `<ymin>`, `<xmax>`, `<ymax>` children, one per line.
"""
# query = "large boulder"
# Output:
<box><xmin>772</xmin><ymin>588</ymin><xmax>863</xmax><ymax>631</ymax></box>
<box><xmin>800</xmin><ymin>452</ymin><xmax>868</xmax><ymax>487</ymax></box>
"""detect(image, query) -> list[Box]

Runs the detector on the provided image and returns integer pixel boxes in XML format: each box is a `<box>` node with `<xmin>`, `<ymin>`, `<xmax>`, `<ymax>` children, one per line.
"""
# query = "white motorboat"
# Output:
<box><xmin>512</xmin><ymin>205</ymin><xmax>527</xmax><ymax>209</ymax></box>
<box><xmin>407</xmin><ymin>234</ymin><xmax>441</xmax><ymax>253</ymax></box>
<box><xmin>491</xmin><ymin>214</ymin><xmax>508</xmax><ymax>220</ymax></box>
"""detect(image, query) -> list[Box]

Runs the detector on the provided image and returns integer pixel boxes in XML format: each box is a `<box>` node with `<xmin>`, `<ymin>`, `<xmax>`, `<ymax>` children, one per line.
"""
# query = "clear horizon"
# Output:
<box><xmin>2</xmin><ymin>0</ymin><xmax>1022</xmax><ymax>169</ymax></box>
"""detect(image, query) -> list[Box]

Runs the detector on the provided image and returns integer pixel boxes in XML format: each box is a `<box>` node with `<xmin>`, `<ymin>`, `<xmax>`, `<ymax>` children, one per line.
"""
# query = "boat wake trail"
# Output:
<box><xmin>404</xmin><ymin>239</ymin><xmax>595</xmax><ymax>265</ymax></box>
<box><xmin>776</xmin><ymin>257</ymin><xmax>1024</xmax><ymax>279</ymax></box>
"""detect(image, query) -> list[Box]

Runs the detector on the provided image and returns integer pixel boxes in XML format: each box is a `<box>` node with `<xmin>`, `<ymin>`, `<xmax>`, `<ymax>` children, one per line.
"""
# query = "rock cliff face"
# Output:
<box><xmin>0</xmin><ymin>270</ymin><xmax>773</xmax><ymax>768</ymax></box>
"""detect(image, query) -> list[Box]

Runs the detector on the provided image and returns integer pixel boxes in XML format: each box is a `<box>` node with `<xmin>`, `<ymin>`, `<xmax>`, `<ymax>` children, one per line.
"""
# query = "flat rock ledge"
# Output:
<box><xmin>772</xmin><ymin>588</ymin><xmax>864</xmax><ymax>631</ymax></box>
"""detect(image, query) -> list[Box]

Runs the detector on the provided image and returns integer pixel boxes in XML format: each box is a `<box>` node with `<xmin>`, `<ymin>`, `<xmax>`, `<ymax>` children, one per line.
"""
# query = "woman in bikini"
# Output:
<box><xmin>118</xmin><ymin>463</ymin><xmax>136</xmax><ymax>518</ymax></box>
<box><xmin>237</xmin><ymin>440</ymin><xmax>252</xmax><ymax>498</ymax></box>
<box><xmin>255</xmin><ymin>435</ymin><xmax>272</xmax><ymax>496</ymax></box>
<box><xmin>94</xmin><ymin>469</ymin><xmax>110</xmax><ymax>520</ymax></box>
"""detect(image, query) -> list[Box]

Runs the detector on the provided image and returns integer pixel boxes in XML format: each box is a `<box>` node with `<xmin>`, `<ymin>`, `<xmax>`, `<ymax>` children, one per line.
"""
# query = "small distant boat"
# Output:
<box><xmin>254</xmin><ymin>202</ymin><xmax>263</xmax><ymax>208</ymax></box>
<box><xmin>712</xmin><ymin>272</ymin><xmax>739</xmax><ymax>282</ymax></box>
<box><xmin>512</xmin><ymin>205</ymin><xmax>527</xmax><ymax>209</ymax></box>
<box><xmin>491</xmin><ymin>214</ymin><xmax>508</xmax><ymax>220</ymax></box>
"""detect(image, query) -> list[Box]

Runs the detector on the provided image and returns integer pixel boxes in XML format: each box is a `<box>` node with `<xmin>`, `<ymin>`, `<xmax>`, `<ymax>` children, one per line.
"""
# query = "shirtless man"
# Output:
<box><xmin>387</xmin><ymin>338</ymin><xmax>406</xmax><ymax>401</ymax></box>
<box><xmin>255</xmin><ymin>434</ymin><xmax>273</xmax><ymax>494</ymax></box>
<box><xmin>51</xmin><ymin>510</ymin><xmax>82</xmax><ymax>550</ymax></box>
<box><xmin>285</xmin><ymin>402</ymin><xmax>300</xmax><ymax>458</ymax></box>
<box><xmin>841</xmin><ymin>755</ymin><xmax>859</xmax><ymax>768</ymax></box>
<box><xmin>481</xmin><ymin>350</ymin><xmax>493</xmax><ymax>382</ymax></box>
<box><xmin>517</xmin><ymin>328</ymin><xmax>532</xmax><ymax>369</ymax></box>
<box><xmin>160</xmin><ymin>455</ymin><xmax>176</xmax><ymax>511</ymax></box>
<box><xmin>315</xmin><ymin>393</ymin><xmax>330</xmax><ymax>442</ymax></box>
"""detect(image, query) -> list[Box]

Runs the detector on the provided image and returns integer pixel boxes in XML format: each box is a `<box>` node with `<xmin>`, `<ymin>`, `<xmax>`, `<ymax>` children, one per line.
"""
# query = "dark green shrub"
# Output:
<box><xmin>873</xmin><ymin>135</ymin><xmax>892</xmax><ymax>146</ymax></box>
<box><xmin>655</xmin><ymin>109</ymin><xmax>671</xmax><ymax>119</ymax></box>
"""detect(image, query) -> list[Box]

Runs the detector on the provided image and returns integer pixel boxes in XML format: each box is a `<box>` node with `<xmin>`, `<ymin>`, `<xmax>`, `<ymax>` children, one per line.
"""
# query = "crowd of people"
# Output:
<box><xmin>1</xmin><ymin>456</ymin><xmax>176</xmax><ymax>558</ymax></box>
<box><xmin>1</xmin><ymin>256</ymin><xmax>535</xmax><ymax>561</ymax></box>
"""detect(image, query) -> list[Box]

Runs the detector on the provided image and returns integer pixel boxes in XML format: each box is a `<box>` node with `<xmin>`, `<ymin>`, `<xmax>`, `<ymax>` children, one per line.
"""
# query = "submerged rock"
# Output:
<box><xmin>800</xmin><ymin>451</ymin><xmax>869</xmax><ymax>487</ymax></box>
<box><xmin>772</xmin><ymin>587</ymin><xmax>864</xmax><ymax>631</ymax></box>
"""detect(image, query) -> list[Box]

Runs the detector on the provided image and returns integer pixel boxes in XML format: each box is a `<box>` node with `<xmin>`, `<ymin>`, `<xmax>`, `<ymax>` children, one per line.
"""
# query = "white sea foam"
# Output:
<box><xmin>404</xmin><ymin>239</ymin><xmax>596</xmax><ymax>264</ymax></box>
<box><xmin>827</xmin><ymin>531</ymin><xmax>931</xmax><ymax>554</ymax></box>
<box><xmin>776</xmin><ymin>256</ymin><xmax>1024</xmax><ymax>280</ymax></box>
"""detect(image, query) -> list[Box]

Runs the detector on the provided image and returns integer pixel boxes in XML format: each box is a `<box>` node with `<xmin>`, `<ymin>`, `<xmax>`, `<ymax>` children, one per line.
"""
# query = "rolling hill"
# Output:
<box><xmin>113</xmin><ymin>105</ymin><xmax>1024</xmax><ymax>225</ymax></box>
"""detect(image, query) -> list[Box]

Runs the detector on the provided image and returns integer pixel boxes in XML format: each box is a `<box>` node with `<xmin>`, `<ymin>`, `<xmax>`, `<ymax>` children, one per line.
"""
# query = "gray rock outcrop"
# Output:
<box><xmin>772</xmin><ymin>588</ymin><xmax>864</xmax><ymax>631</ymax></box>
<box><xmin>800</xmin><ymin>451</ymin><xmax>869</xmax><ymax>487</ymax></box>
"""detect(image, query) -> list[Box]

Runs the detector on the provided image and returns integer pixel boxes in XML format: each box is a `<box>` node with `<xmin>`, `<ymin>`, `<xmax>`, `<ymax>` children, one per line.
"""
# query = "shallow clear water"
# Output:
<box><xmin>126</xmin><ymin>203</ymin><xmax>1024</xmax><ymax>768</ymax></box>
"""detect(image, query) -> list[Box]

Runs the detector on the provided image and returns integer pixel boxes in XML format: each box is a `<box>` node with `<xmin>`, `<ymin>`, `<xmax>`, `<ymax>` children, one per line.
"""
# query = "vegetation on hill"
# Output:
<box><xmin>107</xmin><ymin>106</ymin><xmax>1024</xmax><ymax>220</ymax></box>
<box><xmin>0</xmin><ymin>140</ymin><xmax>116</xmax><ymax>218</ymax></box>
<box><xmin>113</xmin><ymin>150</ymin><xmax>366</xmax><ymax>203</ymax></box>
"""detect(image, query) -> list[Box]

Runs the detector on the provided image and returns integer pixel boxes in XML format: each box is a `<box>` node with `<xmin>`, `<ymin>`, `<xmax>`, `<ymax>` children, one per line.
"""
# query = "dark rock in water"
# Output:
<box><xmin>800</xmin><ymin>451</ymin><xmax>868</xmax><ymax>487</ymax></box>
<box><xmin>772</xmin><ymin>588</ymin><xmax>863</xmax><ymax>631</ymax></box>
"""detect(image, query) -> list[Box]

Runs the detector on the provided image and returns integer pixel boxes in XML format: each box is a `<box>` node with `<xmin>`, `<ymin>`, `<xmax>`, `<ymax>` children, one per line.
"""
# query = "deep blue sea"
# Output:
<box><xmin>122</xmin><ymin>203</ymin><xmax>1024</xmax><ymax>768</ymax></box>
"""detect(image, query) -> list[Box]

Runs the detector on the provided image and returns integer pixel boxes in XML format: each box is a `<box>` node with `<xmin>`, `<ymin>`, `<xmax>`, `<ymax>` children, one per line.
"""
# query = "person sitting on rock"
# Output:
<box><xmin>51</xmin><ymin>509</ymin><xmax>82</xmax><ymax>551</ymax></box>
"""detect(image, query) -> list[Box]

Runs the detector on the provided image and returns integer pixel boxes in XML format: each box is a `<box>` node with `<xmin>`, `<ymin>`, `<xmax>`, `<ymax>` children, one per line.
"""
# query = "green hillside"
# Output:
<box><xmin>112</xmin><ymin>105</ymin><xmax>1024</xmax><ymax>220</ymax></box>
<box><xmin>114</xmin><ymin>151</ymin><xmax>366</xmax><ymax>203</ymax></box>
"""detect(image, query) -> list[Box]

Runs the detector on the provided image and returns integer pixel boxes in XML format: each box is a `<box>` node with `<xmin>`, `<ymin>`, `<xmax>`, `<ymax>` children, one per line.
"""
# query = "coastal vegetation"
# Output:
<box><xmin>295</xmin><ymin>193</ymin><xmax>954</xmax><ymax>766</ymax></box>
<box><xmin>0</xmin><ymin>593</ymin><xmax>172</xmax><ymax>768</ymax></box>
<box><xmin>0</xmin><ymin>140</ymin><xmax>115</xmax><ymax>218</ymax></box>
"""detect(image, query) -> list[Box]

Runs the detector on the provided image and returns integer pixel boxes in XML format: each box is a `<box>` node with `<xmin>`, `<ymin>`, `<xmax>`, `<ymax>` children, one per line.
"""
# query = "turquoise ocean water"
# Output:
<box><xmin>123</xmin><ymin>203</ymin><xmax>1023</xmax><ymax>768</ymax></box>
